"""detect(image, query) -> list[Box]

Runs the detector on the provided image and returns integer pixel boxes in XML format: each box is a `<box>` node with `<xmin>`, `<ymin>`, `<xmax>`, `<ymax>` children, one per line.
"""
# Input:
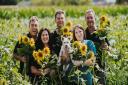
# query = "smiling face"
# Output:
<box><xmin>29</xmin><ymin>20</ymin><xmax>39</xmax><ymax>37</ymax></box>
<box><xmin>55</xmin><ymin>13</ymin><xmax>65</xmax><ymax>28</ymax></box>
<box><xmin>41</xmin><ymin>30</ymin><xmax>49</xmax><ymax>44</ymax></box>
<box><xmin>85</xmin><ymin>13</ymin><xmax>95</xmax><ymax>28</ymax></box>
<box><xmin>74</xmin><ymin>27</ymin><xmax>84</xmax><ymax>41</ymax></box>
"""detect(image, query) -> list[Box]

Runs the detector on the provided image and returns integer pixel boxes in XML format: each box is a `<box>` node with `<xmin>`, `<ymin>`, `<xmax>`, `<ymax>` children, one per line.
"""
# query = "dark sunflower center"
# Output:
<box><xmin>64</xmin><ymin>28</ymin><xmax>68</xmax><ymax>32</ymax></box>
<box><xmin>38</xmin><ymin>52</ymin><xmax>43</xmax><ymax>57</ymax></box>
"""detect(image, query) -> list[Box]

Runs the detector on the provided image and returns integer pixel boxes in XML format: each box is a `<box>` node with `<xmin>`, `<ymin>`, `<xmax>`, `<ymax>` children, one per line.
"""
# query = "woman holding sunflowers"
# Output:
<box><xmin>69</xmin><ymin>24</ymin><xmax>96</xmax><ymax>85</ymax></box>
<box><xmin>30</xmin><ymin>28</ymin><xmax>58</xmax><ymax>85</ymax></box>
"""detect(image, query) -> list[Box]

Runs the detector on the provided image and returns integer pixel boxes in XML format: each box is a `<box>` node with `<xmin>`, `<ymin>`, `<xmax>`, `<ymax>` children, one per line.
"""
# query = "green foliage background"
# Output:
<box><xmin>0</xmin><ymin>5</ymin><xmax>128</xmax><ymax>85</ymax></box>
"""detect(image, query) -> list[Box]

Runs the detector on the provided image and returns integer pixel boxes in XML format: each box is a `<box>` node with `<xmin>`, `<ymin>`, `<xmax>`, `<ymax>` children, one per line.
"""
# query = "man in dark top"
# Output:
<box><xmin>51</xmin><ymin>10</ymin><xmax>65</xmax><ymax>56</ymax></box>
<box><xmin>85</xmin><ymin>9</ymin><xmax>110</xmax><ymax>85</ymax></box>
<box><xmin>51</xmin><ymin>10</ymin><xmax>74</xmax><ymax>85</ymax></box>
<box><xmin>13</xmin><ymin>16</ymin><xmax>39</xmax><ymax>75</ymax></box>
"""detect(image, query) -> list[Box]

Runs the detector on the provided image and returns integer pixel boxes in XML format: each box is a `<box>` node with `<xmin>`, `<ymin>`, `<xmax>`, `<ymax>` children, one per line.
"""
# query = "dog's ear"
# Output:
<box><xmin>61</xmin><ymin>35</ymin><xmax>64</xmax><ymax>41</ymax></box>
<box><xmin>68</xmin><ymin>36</ymin><xmax>72</xmax><ymax>41</ymax></box>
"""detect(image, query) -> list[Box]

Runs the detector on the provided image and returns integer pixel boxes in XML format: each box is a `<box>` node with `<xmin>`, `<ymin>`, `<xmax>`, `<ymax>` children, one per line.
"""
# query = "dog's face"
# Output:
<box><xmin>61</xmin><ymin>37</ymin><xmax>71</xmax><ymax>49</ymax></box>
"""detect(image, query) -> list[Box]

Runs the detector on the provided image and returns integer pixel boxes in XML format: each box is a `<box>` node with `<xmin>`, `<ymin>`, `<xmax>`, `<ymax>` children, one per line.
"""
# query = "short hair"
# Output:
<box><xmin>85</xmin><ymin>9</ymin><xmax>95</xmax><ymax>17</ymax></box>
<box><xmin>55</xmin><ymin>10</ymin><xmax>65</xmax><ymax>19</ymax></box>
<box><xmin>29</xmin><ymin>16</ymin><xmax>39</xmax><ymax>25</ymax></box>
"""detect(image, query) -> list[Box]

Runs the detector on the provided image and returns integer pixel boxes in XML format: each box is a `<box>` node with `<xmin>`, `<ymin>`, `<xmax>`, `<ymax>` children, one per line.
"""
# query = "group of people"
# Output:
<box><xmin>13</xmin><ymin>9</ymin><xmax>109</xmax><ymax>85</ymax></box>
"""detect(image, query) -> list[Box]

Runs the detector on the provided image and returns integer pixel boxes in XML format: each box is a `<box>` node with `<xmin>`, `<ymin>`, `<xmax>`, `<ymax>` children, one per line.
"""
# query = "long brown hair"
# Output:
<box><xmin>36</xmin><ymin>28</ymin><xmax>53</xmax><ymax>51</ymax></box>
<box><xmin>73</xmin><ymin>24</ymin><xmax>86</xmax><ymax>41</ymax></box>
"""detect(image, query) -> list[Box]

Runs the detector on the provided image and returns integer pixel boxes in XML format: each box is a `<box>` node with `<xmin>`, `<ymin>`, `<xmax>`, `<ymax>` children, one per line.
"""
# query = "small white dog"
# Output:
<box><xmin>58</xmin><ymin>36</ymin><xmax>73</xmax><ymax>65</ymax></box>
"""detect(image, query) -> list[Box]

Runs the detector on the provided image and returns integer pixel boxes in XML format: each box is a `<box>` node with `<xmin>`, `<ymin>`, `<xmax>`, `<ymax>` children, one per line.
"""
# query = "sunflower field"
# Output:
<box><xmin>0</xmin><ymin>5</ymin><xmax>128</xmax><ymax>85</ymax></box>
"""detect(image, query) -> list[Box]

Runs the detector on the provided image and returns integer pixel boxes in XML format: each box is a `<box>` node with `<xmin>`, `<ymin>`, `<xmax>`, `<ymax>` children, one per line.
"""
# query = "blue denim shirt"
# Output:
<box><xmin>84</xmin><ymin>40</ymin><xmax>97</xmax><ymax>55</ymax></box>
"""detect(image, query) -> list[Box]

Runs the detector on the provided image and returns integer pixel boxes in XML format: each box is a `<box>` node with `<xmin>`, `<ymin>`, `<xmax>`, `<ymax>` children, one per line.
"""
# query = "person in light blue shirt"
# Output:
<box><xmin>84</xmin><ymin>40</ymin><xmax>97</xmax><ymax>55</ymax></box>
<box><xmin>69</xmin><ymin>24</ymin><xmax>97</xmax><ymax>85</ymax></box>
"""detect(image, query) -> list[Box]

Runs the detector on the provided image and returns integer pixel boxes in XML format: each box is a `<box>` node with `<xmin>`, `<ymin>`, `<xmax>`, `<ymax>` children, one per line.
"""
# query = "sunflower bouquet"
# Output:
<box><xmin>71</xmin><ymin>41</ymin><xmax>87</xmax><ymax>61</ymax></box>
<box><xmin>96</xmin><ymin>15</ymin><xmax>110</xmax><ymax>40</ymax></box>
<box><xmin>95</xmin><ymin>28</ymin><xmax>109</xmax><ymax>40</ymax></box>
<box><xmin>17</xmin><ymin>34</ymin><xmax>35</xmax><ymax>57</ymax></box>
<box><xmin>16</xmin><ymin>34</ymin><xmax>35</xmax><ymax>76</ymax></box>
<box><xmin>71</xmin><ymin>41</ymin><xmax>95</xmax><ymax>61</ymax></box>
<box><xmin>33</xmin><ymin>47</ymin><xmax>58</xmax><ymax>69</ymax></box>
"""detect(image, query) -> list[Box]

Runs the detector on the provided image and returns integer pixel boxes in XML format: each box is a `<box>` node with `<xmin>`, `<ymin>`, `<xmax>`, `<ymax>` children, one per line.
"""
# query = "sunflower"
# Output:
<box><xmin>100</xmin><ymin>15</ymin><xmax>107</xmax><ymax>23</ymax></box>
<box><xmin>98</xmin><ymin>28</ymin><xmax>105</xmax><ymax>32</ymax></box>
<box><xmin>97</xmin><ymin>27</ymin><xmax>108</xmax><ymax>37</ymax></box>
<box><xmin>29</xmin><ymin>38</ymin><xmax>35</xmax><ymax>47</ymax></box>
<box><xmin>18</xmin><ymin>34</ymin><xmax>22</xmax><ymax>44</ymax></box>
<box><xmin>100</xmin><ymin>22</ymin><xmax>108</xmax><ymax>29</ymax></box>
<box><xmin>36</xmin><ymin>50</ymin><xmax>44</xmax><ymax>63</ymax></box>
<box><xmin>43</xmin><ymin>47</ymin><xmax>50</xmax><ymax>56</ymax></box>
<box><xmin>89</xmin><ymin>51</ymin><xmax>95</xmax><ymax>59</ymax></box>
<box><xmin>73</xmin><ymin>41</ymin><xmax>81</xmax><ymax>48</ymax></box>
<box><xmin>100</xmin><ymin>15</ymin><xmax>110</xmax><ymax>28</ymax></box>
<box><xmin>97</xmin><ymin>28</ymin><xmax>105</xmax><ymax>35</ymax></box>
<box><xmin>66</xmin><ymin>21</ymin><xmax>73</xmax><ymax>29</ymax></box>
<box><xmin>63</xmin><ymin>26</ymin><xmax>70</xmax><ymax>36</ymax></box>
<box><xmin>80</xmin><ymin>44</ymin><xmax>87</xmax><ymax>56</ymax></box>
<box><xmin>22</xmin><ymin>36</ymin><xmax>29</xmax><ymax>44</ymax></box>
<box><xmin>67</xmin><ymin>32</ymin><xmax>73</xmax><ymax>37</ymax></box>
<box><xmin>33</xmin><ymin>50</ymin><xmax>37</xmax><ymax>59</ymax></box>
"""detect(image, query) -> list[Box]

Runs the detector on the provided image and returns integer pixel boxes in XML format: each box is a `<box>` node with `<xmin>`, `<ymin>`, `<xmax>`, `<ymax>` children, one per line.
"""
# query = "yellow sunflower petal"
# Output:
<box><xmin>80</xmin><ymin>44</ymin><xmax>87</xmax><ymax>56</ymax></box>
<box><xmin>63</xmin><ymin>26</ymin><xmax>70</xmax><ymax>36</ymax></box>
<box><xmin>67</xmin><ymin>32</ymin><xmax>73</xmax><ymax>37</ymax></box>
<box><xmin>43</xmin><ymin>47</ymin><xmax>50</xmax><ymax>56</ymax></box>
<box><xmin>73</xmin><ymin>41</ymin><xmax>81</xmax><ymax>48</ymax></box>
<box><xmin>22</xmin><ymin>36</ymin><xmax>29</xmax><ymax>44</ymax></box>
<box><xmin>36</xmin><ymin>50</ymin><xmax>44</xmax><ymax>62</ymax></box>
<box><xmin>89</xmin><ymin>51</ymin><xmax>95</xmax><ymax>59</ymax></box>
<box><xmin>66</xmin><ymin>21</ymin><xmax>73</xmax><ymax>29</ymax></box>
<box><xmin>29</xmin><ymin>38</ymin><xmax>35</xmax><ymax>47</ymax></box>
<box><xmin>100</xmin><ymin>15</ymin><xmax>110</xmax><ymax>28</ymax></box>
<box><xmin>33</xmin><ymin>50</ymin><xmax>37</xmax><ymax>59</ymax></box>
<box><xmin>100</xmin><ymin>15</ymin><xmax>107</xmax><ymax>23</ymax></box>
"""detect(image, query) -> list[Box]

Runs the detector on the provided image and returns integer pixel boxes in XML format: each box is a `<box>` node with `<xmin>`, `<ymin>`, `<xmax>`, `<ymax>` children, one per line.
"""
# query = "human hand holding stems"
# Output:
<box><xmin>20</xmin><ymin>56</ymin><xmax>27</xmax><ymax>63</ymax></box>
<box><xmin>41</xmin><ymin>68</ymin><xmax>50</xmax><ymax>76</ymax></box>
